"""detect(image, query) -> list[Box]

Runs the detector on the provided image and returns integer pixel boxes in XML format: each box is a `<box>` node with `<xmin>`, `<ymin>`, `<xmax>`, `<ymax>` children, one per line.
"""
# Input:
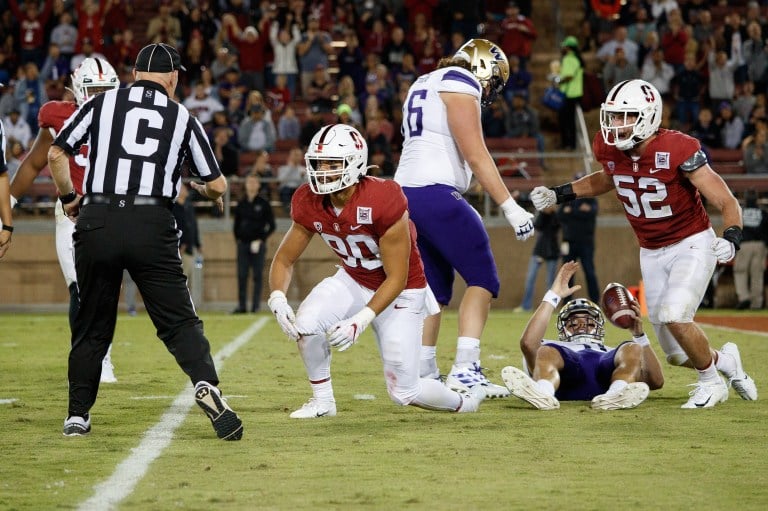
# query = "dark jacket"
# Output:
<box><xmin>533</xmin><ymin>210</ymin><xmax>560</xmax><ymax>259</ymax></box>
<box><xmin>233</xmin><ymin>194</ymin><xmax>276</xmax><ymax>243</ymax></box>
<box><xmin>557</xmin><ymin>197</ymin><xmax>597</xmax><ymax>242</ymax></box>
<box><xmin>172</xmin><ymin>199</ymin><xmax>200</xmax><ymax>256</ymax></box>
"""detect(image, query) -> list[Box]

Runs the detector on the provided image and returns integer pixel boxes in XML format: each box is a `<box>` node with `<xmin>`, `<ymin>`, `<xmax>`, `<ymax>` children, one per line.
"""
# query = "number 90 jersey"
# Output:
<box><xmin>394</xmin><ymin>66</ymin><xmax>482</xmax><ymax>194</ymax></box>
<box><xmin>291</xmin><ymin>177</ymin><xmax>427</xmax><ymax>291</ymax></box>
<box><xmin>593</xmin><ymin>128</ymin><xmax>711</xmax><ymax>249</ymax></box>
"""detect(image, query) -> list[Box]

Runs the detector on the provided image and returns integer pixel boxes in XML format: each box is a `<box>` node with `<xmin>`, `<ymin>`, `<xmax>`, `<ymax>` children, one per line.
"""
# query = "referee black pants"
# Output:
<box><xmin>68</xmin><ymin>199</ymin><xmax>219</xmax><ymax>416</ymax></box>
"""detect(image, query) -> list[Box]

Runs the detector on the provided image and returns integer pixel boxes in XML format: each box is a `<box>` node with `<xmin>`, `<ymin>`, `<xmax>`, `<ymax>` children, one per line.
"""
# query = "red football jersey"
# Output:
<box><xmin>39</xmin><ymin>101</ymin><xmax>88</xmax><ymax>195</ymax></box>
<box><xmin>291</xmin><ymin>177</ymin><xmax>427</xmax><ymax>290</ymax></box>
<box><xmin>593</xmin><ymin>128</ymin><xmax>711</xmax><ymax>249</ymax></box>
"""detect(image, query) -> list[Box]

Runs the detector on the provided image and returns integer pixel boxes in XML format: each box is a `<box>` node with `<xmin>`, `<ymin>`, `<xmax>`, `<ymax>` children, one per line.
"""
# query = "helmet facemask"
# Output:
<box><xmin>556</xmin><ymin>299</ymin><xmax>606</xmax><ymax>344</ymax></box>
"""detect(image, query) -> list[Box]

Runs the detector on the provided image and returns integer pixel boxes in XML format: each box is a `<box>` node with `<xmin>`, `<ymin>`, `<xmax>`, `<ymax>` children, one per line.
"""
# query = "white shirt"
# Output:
<box><xmin>394</xmin><ymin>66</ymin><xmax>481</xmax><ymax>194</ymax></box>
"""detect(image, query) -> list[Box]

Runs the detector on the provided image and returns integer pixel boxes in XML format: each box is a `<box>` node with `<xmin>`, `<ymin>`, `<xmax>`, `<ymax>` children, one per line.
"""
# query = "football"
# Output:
<box><xmin>600</xmin><ymin>282</ymin><xmax>636</xmax><ymax>329</ymax></box>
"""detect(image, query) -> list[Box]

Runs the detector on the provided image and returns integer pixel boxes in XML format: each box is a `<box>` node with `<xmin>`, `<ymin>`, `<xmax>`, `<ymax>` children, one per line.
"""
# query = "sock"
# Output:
<box><xmin>714</xmin><ymin>349</ymin><xmax>737</xmax><ymax>378</ymax></box>
<box><xmin>310</xmin><ymin>380</ymin><xmax>334</xmax><ymax>402</ymax></box>
<box><xmin>420</xmin><ymin>345</ymin><xmax>439</xmax><ymax>378</ymax></box>
<box><xmin>607</xmin><ymin>379</ymin><xmax>628</xmax><ymax>395</ymax></box>
<box><xmin>455</xmin><ymin>337</ymin><xmax>480</xmax><ymax>366</ymax></box>
<box><xmin>697</xmin><ymin>359</ymin><xmax>722</xmax><ymax>385</ymax></box>
<box><xmin>535</xmin><ymin>379</ymin><xmax>556</xmax><ymax>397</ymax></box>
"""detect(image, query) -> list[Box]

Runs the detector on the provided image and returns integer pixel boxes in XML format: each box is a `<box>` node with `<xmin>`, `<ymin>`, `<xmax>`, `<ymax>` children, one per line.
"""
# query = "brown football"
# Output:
<box><xmin>600</xmin><ymin>282</ymin><xmax>636</xmax><ymax>329</ymax></box>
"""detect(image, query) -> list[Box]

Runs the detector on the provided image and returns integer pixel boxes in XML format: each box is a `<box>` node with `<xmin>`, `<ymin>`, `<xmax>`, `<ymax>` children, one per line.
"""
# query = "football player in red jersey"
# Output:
<box><xmin>531</xmin><ymin>79</ymin><xmax>757</xmax><ymax>408</ymax></box>
<box><xmin>10</xmin><ymin>57</ymin><xmax>120</xmax><ymax>383</ymax></box>
<box><xmin>268</xmin><ymin>124</ymin><xmax>485</xmax><ymax>418</ymax></box>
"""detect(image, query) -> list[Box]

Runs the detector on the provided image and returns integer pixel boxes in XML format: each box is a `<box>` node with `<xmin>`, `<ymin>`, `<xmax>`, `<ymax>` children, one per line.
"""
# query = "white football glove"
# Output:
<box><xmin>500</xmin><ymin>198</ymin><xmax>535</xmax><ymax>241</ymax></box>
<box><xmin>326</xmin><ymin>307</ymin><xmax>376</xmax><ymax>352</ymax></box>
<box><xmin>268</xmin><ymin>290</ymin><xmax>300</xmax><ymax>341</ymax></box>
<box><xmin>530</xmin><ymin>186</ymin><xmax>556</xmax><ymax>211</ymax></box>
<box><xmin>711</xmin><ymin>237</ymin><xmax>736</xmax><ymax>264</ymax></box>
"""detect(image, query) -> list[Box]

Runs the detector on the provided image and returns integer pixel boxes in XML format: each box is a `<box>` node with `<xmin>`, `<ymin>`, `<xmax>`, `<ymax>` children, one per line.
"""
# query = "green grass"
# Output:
<box><xmin>1</xmin><ymin>311</ymin><xmax>767</xmax><ymax>510</ymax></box>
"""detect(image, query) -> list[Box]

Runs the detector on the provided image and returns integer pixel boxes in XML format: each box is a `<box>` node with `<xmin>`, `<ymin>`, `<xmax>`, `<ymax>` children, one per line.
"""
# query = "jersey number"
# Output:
<box><xmin>613</xmin><ymin>175</ymin><xmax>672</xmax><ymax>218</ymax></box>
<box><xmin>405</xmin><ymin>89</ymin><xmax>428</xmax><ymax>137</ymax></box>
<box><xmin>321</xmin><ymin>233</ymin><xmax>383</xmax><ymax>270</ymax></box>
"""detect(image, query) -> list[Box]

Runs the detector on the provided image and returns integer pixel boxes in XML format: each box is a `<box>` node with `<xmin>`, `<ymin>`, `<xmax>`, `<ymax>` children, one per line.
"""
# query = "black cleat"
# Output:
<box><xmin>194</xmin><ymin>382</ymin><xmax>243</xmax><ymax>441</ymax></box>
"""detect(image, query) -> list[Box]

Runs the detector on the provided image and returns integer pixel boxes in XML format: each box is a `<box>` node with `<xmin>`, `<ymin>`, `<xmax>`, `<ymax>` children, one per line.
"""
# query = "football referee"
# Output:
<box><xmin>48</xmin><ymin>43</ymin><xmax>243</xmax><ymax>440</ymax></box>
<box><xmin>0</xmin><ymin>116</ymin><xmax>12</xmax><ymax>259</ymax></box>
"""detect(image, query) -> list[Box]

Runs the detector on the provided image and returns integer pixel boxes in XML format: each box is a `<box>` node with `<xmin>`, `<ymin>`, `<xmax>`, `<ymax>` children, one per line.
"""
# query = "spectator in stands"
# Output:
<box><xmin>210</xmin><ymin>46</ymin><xmax>238</xmax><ymax>82</ymax></box>
<box><xmin>503</xmin><ymin>55</ymin><xmax>532</xmax><ymax>104</ymax></box>
<box><xmin>708</xmin><ymin>46</ymin><xmax>738</xmax><ymax>105</ymax></box>
<box><xmin>211</xmin><ymin>126</ymin><xmax>239</xmax><ymax>177</ymax></box>
<box><xmin>743</xmin><ymin>103</ymin><xmax>767</xmax><ymax>139</ymax></box>
<box><xmin>596</xmin><ymin>26</ymin><xmax>640</xmax><ymax>66</ymax></box>
<box><xmin>627</xmin><ymin>7</ymin><xmax>656</xmax><ymax>47</ymax></box>
<box><xmin>276</xmin><ymin>147</ymin><xmax>305</xmax><ymax>209</ymax></box>
<box><xmin>297</xmin><ymin>14</ymin><xmax>334</xmax><ymax>99</ymax></box>
<box><xmin>180</xmin><ymin>35</ymin><xmax>209</xmax><ymax>87</ymax></box>
<box><xmin>13</xmin><ymin>63</ymin><xmax>47</xmax><ymax>138</ymax></box>
<box><xmin>337</xmin><ymin>29</ymin><xmax>366</xmax><ymax>94</ymax></box>
<box><xmin>690</xmin><ymin>107</ymin><xmax>721</xmax><ymax>151</ymax></box>
<box><xmin>743</xmin><ymin>22</ymin><xmax>768</xmax><ymax>93</ymax></box>
<box><xmin>515</xmin><ymin>206</ymin><xmax>560</xmax><ymax>312</ymax></box>
<box><xmin>306</xmin><ymin>64</ymin><xmax>337</xmax><ymax>113</ymax></box>
<box><xmin>221</xmin><ymin>17</ymin><xmax>269</xmax><ymax>92</ymax></box>
<box><xmin>557</xmin><ymin>36</ymin><xmax>584</xmax><ymax>150</ymax></box>
<box><xmin>733</xmin><ymin>189</ymin><xmax>768</xmax><ymax>309</ymax></box>
<box><xmin>5</xmin><ymin>138</ymin><xmax>24</xmax><ymax>181</ymax></box>
<box><xmin>184</xmin><ymin>83</ymin><xmax>225</xmax><ymax>130</ymax></box>
<box><xmin>383</xmin><ymin>26</ymin><xmax>413</xmax><ymax>75</ymax></box>
<box><xmin>3</xmin><ymin>109</ymin><xmax>32</xmax><ymax>150</ymax></box>
<box><xmin>500</xmin><ymin>1</ymin><xmax>537</xmax><ymax>70</ymax></box>
<box><xmin>179</xmin><ymin>3</ymin><xmax>218</xmax><ymax>53</ymax></box>
<box><xmin>482</xmin><ymin>97</ymin><xmax>511</xmax><ymax>138</ymax></box>
<box><xmin>673</xmin><ymin>53</ymin><xmax>705</xmax><ymax>129</ymax></box>
<box><xmin>50</xmin><ymin>11</ymin><xmax>78</xmax><ymax>62</ymax></box>
<box><xmin>277</xmin><ymin>104</ymin><xmax>301</xmax><ymax>141</ymax></box>
<box><xmin>40</xmin><ymin>43</ymin><xmax>72</xmax><ymax>85</ymax></box>
<box><xmin>249</xmin><ymin>150</ymin><xmax>275</xmax><ymax>201</ymax></box>
<box><xmin>9</xmin><ymin>0</ymin><xmax>53</xmax><ymax>67</ymax></box>
<box><xmin>361</xmin><ymin>18</ymin><xmax>391</xmax><ymax>56</ymax></box>
<box><xmin>75</xmin><ymin>0</ymin><xmax>105</xmax><ymax>54</ymax></box>
<box><xmin>218</xmin><ymin>67</ymin><xmax>249</xmax><ymax>119</ymax></box>
<box><xmin>269</xmin><ymin>17</ymin><xmax>302</xmax><ymax>101</ymax></box>
<box><xmin>743</xmin><ymin>130</ymin><xmax>768</xmax><ymax>174</ymax></box>
<box><xmin>300</xmin><ymin>105</ymin><xmax>325</xmax><ymax>149</ymax></box>
<box><xmin>267</xmin><ymin>74</ymin><xmax>292</xmax><ymax>113</ymax></box>
<box><xmin>641</xmin><ymin>47</ymin><xmax>675</xmax><ymax>100</ymax></box>
<box><xmin>146</xmin><ymin>0</ymin><xmax>182</xmax><ymax>46</ymax></box>
<box><xmin>508</xmin><ymin>91</ymin><xmax>545</xmax><ymax>156</ymax></box>
<box><xmin>238</xmin><ymin>104</ymin><xmax>276</xmax><ymax>153</ymax></box>
<box><xmin>722</xmin><ymin>11</ymin><xmax>748</xmax><ymax>84</ymax></box>
<box><xmin>716</xmin><ymin>102</ymin><xmax>745</xmax><ymax>150</ymax></box>
<box><xmin>660</xmin><ymin>10</ymin><xmax>688</xmax><ymax>73</ymax></box>
<box><xmin>603</xmin><ymin>47</ymin><xmax>640</xmax><ymax>91</ymax></box>
<box><xmin>733</xmin><ymin>81</ymin><xmax>757</xmax><ymax>124</ymax></box>
<box><xmin>394</xmin><ymin>53</ymin><xmax>419</xmax><ymax>88</ymax></box>
<box><xmin>692</xmin><ymin>8</ymin><xmax>715</xmax><ymax>46</ymax></box>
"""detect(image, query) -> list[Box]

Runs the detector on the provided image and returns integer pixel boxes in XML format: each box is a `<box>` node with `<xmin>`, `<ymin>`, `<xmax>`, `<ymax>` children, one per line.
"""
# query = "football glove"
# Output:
<box><xmin>711</xmin><ymin>237</ymin><xmax>736</xmax><ymax>264</ymax></box>
<box><xmin>326</xmin><ymin>307</ymin><xmax>376</xmax><ymax>352</ymax></box>
<box><xmin>530</xmin><ymin>186</ymin><xmax>557</xmax><ymax>211</ymax></box>
<box><xmin>500</xmin><ymin>198</ymin><xmax>535</xmax><ymax>241</ymax></box>
<box><xmin>268</xmin><ymin>290</ymin><xmax>300</xmax><ymax>341</ymax></box>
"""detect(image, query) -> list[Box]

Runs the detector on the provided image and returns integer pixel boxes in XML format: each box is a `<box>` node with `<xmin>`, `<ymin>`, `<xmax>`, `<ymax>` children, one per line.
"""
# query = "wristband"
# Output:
<box><xmin>59</xmin><ymin>190</ymin><xmax>78</xmax><ymax>205</ymax></box>
<box><xmin>542</xmin><ymin>290</ymin><xmax>562</xmax><ymax>308</ymax></box>
<box><xmin>722</xmin><ymin>226</ymin><xmax>743</xmax><ymax>251</ymax></box>
<box><xmin>552</xmin><ymin>183</ymin><xmax>576</xmax><ymax>204</ymax></box>
<box><xmin>632</xmin><ymin>333</ymin><xmax>650</xmax><ymax>346</ymax></box>
<box><xmin>1</xmin><ymin>224</ymin><xmax>13</xmax><ymax>233</ymax></box>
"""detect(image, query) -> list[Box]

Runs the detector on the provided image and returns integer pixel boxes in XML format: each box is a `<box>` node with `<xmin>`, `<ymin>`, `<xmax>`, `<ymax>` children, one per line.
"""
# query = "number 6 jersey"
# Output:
<box><xmin>290</xmin><ymin>177</ymin><xmax>427</xmax><ymax>291</ymax></box>
<box><xmin>592</xmin><ymin>128</ymin><xmax>711</xmax><ymax>249</ymax></box>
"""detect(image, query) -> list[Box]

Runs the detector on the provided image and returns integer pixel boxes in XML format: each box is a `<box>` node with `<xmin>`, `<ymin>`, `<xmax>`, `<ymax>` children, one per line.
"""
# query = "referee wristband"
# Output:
<box><xmin>542</xmin><ymin>290</ymin><xmax>562</xmax><ymax>308</ymax></box>
<box><xmin>1</xmin><ymin>224</ymin><xmax>13</xmax><ymax>233</ymax></box>
<box><xmin>59</xmin><ymin>190</ymin><xmax>78</xmax><ymax>205</ymax></box>
<box><xmin>632</xmin><ymin>333</ymin><xmax>651</xmax><ymax>346</ymax></box>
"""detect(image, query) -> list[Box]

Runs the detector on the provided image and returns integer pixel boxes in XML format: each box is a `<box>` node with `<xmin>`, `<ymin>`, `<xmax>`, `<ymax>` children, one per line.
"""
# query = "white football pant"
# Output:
<box><xmin>55</xmin><ymin>200</ymin><xmax>77</xmax><ymax>288</ymax></box>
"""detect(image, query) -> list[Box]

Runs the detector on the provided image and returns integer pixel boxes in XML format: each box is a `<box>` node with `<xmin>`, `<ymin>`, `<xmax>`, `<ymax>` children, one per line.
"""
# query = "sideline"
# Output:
<box><xmin>77</xmin><ymin>318</ymin><xmax>268</xmax><ymax>511</ymax></box>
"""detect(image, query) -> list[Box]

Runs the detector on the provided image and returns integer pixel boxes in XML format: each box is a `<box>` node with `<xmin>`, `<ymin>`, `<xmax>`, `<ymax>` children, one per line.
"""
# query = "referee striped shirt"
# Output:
<box><xmin>53</xmin><ymin>80</ymin><xmax>221</xmax><ymax>199</ymax></box>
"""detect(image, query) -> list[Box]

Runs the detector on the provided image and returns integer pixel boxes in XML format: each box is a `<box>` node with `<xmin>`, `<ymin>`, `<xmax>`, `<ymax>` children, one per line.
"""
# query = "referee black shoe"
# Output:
<box><xmin>63</xmin><ymin>414</ymin><xmax>91</xmax><ymax>436</ymax></box>
<box><xmin>194</xmin><ymin>381</ymin><xmax>243</xmax><ymax>441</ymax></box>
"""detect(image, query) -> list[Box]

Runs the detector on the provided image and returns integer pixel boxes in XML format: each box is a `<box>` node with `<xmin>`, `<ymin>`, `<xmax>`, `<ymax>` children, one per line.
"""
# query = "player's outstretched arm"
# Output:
<box><xmin>627</xmin><ymin>301</ymin><xmax>665</xmax><ymax>390</ymax></box>
<box><xmin>10</xmin><ymin>127</ymin><xmax>54</xmax><ymax>200</ymax></box>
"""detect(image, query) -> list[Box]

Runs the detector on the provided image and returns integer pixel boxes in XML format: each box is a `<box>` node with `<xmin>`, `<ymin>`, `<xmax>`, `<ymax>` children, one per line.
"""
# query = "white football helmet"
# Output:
<box><xmin>305</xmin><ymin>124</ymin><xmax>370</xmax><ymax>194</ymax></box>
<box><xmin>556</xmin><ymin>299</ymin><xmax>606</xmax><ymax>344</ymax></box>
<box><xmin>71</xmin><ymin>57</ymin><xmax>120</xmax><ymax>106</ymax></box>
<box><xmin>455</xmin><ymin>38</ymin><xmax>509</xmax><ymax>107</ymax></box>
<box><xmin>600</xmin><ymin>79</ymin><xmax>662</xmax><ymax>150</ymax></box>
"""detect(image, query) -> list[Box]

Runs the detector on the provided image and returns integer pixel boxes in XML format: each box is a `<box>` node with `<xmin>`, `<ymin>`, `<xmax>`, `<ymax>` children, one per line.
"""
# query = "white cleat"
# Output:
<box><xmin>100</xmin><ymin>356</ymin><xmax>117</xmax><ymax>384</ymax></box>
<box><xmin>681</xmin><ymin>377</ymin><xmax>729</xmax><ymax>409</ymax></box>
<box><xmin>720</xmin><ymin>342</ymin><xmax>758</xmax><ymax>401</ymax></box>
<box><xmin>591</xmin><ymin>382</ymin><xmax>650</xmax><ymax>410</ymax></box>
<box><xmin>456</xmin><ymin>386</ymin><xmax>487</xmax><ymax>413</ymax></box>
<box><xmin>289</xmin><ymin>398</ymin><xmax>337</xmax><ymax>419</ymax></box>
<box><xmin>446</xmin><ymin>362</ymin><xmax>510</xmax><ymax>398</ymax></box>
<box><xmin>501</xmin><ymin>366</ymin><xmax>560</xmax><ymax>410</ymax></box>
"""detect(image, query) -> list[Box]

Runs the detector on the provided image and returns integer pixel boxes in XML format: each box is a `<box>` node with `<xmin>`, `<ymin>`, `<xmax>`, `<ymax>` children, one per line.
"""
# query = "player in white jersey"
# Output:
<box><xmin>394</xmin><ymin>38</ymin><xmax>534</xmax><ymax>397</ymax></box>
<box><xmin>502</xmin><ymin>261</ymin><xmax>664</xmax><ymax>410</ymax></box>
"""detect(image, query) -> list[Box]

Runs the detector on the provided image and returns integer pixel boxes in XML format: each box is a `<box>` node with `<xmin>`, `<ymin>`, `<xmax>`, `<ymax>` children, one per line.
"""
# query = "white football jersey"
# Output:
<box><xmin>394</xmin><ymin>66</ymin><xmax>482</xmax><ymax>194</ymax></box>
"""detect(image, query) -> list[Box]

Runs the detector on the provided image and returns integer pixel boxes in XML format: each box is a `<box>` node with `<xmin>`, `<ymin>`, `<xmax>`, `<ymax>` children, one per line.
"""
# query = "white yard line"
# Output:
<box><xmin>77</xmin><ymin>317</ymin><xmax>268</xmax><ymax>511</ymax></box>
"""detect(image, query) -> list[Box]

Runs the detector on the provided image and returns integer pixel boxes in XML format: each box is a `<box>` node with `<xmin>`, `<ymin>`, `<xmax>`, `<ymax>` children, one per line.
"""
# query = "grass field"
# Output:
<box><xmin>1</xmin><ymin>310</ymin><xmax>767</xmax><ymax>511</ymax></box>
